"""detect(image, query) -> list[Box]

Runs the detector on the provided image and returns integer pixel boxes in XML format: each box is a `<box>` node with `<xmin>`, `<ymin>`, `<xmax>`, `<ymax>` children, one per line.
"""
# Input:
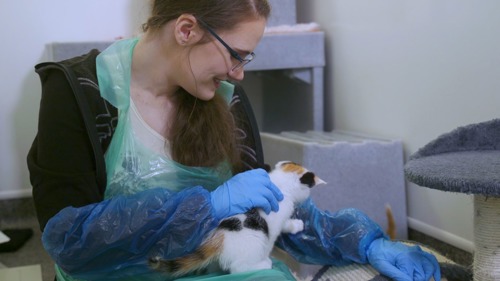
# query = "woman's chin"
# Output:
<box><xmin>196</xmin><ymin>90</ymin><xmax>216</xmax><ymax>101</ymax></box>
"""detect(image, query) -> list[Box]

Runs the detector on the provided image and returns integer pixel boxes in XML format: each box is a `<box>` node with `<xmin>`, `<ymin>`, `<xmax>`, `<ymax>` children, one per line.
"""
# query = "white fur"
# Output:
<box><xmin>217</xmin><ymin>161</ymin><xmax>323</xmax><ymax>274</ymax></box>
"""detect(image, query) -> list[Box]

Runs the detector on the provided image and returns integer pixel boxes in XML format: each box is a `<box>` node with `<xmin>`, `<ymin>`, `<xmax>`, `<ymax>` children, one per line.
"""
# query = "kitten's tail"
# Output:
<box><xmin>385</xmin><ymin>204</ymin><xmax>396</xmax><ymax>240</ymax></box>
<box><xmin>149</xmin><ymin>231</ymin><xmax>224</xmax><ymax>277</ymax></box>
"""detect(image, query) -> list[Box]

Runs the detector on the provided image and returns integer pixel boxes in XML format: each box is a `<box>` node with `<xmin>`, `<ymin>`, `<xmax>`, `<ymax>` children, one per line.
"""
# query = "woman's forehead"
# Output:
<box><xmin>219</xmin><ymin>18</ymin><xmax>266</xmax><ymax>52</ymax></box>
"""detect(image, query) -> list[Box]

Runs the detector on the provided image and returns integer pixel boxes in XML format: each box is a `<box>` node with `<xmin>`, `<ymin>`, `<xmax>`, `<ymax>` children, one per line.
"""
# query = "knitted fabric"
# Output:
<box><xmin>405</xmin><ymin>118</ymin><xmax>500</xmax><ymax>195</ymax></box>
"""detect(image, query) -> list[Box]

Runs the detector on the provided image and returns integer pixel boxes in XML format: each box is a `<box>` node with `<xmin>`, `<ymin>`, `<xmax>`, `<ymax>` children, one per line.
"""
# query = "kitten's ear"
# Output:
<box><xmin>275</xmin><ymin>161</ymin><xmax>293</xmax><ymax>170</ymax></box>
<box><xmin>314</xmin><ymin>176</ymin><xmax>327</xmax><ymax>186</ymax></box>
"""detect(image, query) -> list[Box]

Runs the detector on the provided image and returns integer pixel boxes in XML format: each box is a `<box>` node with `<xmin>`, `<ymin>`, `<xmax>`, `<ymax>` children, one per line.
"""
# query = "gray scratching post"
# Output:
<box><xmin>405</xmin><ymin>118</ymin><xmax>500</xmax><ymax>281</ymax></box>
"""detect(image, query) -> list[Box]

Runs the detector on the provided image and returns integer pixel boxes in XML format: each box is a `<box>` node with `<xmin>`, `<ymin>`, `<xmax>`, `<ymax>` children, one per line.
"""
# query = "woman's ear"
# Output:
<box><xmin>174</xmin><ymin>14</ymin><xmax>204</xmax><ymax>46</ymax></box>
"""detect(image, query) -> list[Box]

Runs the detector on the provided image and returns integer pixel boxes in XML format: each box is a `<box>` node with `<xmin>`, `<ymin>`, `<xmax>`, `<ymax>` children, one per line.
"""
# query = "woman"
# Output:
<box><xmin>28</xmin><ymin>1</ymin><xmax>441</xmax><ymax>280</ymax></box>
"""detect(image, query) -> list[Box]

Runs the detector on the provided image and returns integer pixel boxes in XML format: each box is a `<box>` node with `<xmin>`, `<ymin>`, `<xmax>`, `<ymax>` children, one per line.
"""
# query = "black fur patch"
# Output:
<box><xmin>243</xmin><ymin>208</ymin><xmax>269</xmax><ymax>236</ymax></box>
<box><xmin>439</xmin><ymin>262</ymin><xmax>473</xmax><ymax>281</ymax></box>
<box><xmin>300</xmin><ymin>172</ymin><xmax>316</xmax><ymax>188</ymax></box>
<box><xmin>218</xmin><ymin>217</ymin><xmax>242</xmax><ymax>231</ymax></box>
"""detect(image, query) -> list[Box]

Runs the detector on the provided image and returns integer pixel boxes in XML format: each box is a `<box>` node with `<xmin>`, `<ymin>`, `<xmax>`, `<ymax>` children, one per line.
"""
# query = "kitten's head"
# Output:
<box><xmin>269</xmin><ymin>161</ymin><xmax>326</xmax><ymax>203</ymax></box>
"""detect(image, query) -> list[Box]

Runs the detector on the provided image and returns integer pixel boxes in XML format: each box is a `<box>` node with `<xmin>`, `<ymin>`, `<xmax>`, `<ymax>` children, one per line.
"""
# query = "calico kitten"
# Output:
<box><xmin>149</xmin><ymin>161</ymin><xmax>325</xmax><ymax>276</ymax></box>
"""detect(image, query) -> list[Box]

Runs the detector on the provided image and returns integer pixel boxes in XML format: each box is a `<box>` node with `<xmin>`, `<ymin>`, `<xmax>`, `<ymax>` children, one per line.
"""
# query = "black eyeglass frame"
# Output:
<box><xmin>197</xmin><ymin>18</ymin><xmax>255</xmax><ymax>71</ymax></box>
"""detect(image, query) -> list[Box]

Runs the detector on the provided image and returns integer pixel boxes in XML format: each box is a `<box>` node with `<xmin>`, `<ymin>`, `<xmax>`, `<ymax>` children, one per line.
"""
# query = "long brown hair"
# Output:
<box><xmin>143</xmin><ymin>0</ymin><xmax>271</xmax><ymax>173</ymax></box>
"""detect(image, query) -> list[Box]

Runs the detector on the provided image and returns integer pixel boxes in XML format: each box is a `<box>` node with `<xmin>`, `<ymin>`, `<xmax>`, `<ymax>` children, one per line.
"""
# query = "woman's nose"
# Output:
<box><xmin>228</xmin><ymin>67</ymin><xmax>245</xmax><ymax>81</ymax></box>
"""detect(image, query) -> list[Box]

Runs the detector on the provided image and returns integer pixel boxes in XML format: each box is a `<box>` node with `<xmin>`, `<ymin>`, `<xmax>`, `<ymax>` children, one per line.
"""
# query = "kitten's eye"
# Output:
<box><xmin>300</xmin><ymin>172</ymin><xmax>316</xmax><ymax>188</ymax></box>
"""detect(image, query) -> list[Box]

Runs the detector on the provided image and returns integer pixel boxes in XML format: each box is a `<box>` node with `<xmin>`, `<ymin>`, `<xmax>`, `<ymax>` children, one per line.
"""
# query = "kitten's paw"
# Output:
<box><xmin>287</xmin><ymin>219</ymin><xmax>304</xmax><ymax>234</ymax></box>
<box><xmin>292</xmin><ymin>220</ymin><xmax>304</xmax><ymax>233</ymax></box>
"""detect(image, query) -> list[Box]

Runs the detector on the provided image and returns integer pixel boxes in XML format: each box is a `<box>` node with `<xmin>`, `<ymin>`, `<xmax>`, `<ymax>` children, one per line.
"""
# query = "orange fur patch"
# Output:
<box><xmin>281</xmin><ymin>162</ymin><xmax>305</xmax><ymax>174</ymax></box>
<box><xmin>176</xmin><ymin>232</ymin><xmax>224</xmax><ymax>272</ymax></box>
<box><xmin>385</xmin><ymin>204</ymin><xmax>396</xmax><ymax>240</ymax></box>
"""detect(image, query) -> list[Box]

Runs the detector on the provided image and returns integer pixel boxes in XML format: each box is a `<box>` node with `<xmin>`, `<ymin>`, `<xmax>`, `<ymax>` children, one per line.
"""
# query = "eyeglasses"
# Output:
<box><xmin>197</xmin><ymin>18</ymin><xmax>255</xmax><ymax>71</ymax></box>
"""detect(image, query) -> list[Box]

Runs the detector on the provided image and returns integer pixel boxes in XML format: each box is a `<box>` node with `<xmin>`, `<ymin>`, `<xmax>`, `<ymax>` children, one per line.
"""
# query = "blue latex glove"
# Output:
<box><xmin>210</xmin><ymin>168</ymin><xmax>284</xmax><ymax>220</ymax></box>
<box><xmin>367</xmin><ymin>238</ymin><xmax>441</xmax><ymax>281</ymax></box>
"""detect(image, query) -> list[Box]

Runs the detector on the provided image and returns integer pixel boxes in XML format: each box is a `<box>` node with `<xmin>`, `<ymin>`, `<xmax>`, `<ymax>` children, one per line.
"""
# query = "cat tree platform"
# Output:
<box><xmin>405</xmin><ymin>118</ymin><xmax>500</xmax><ymax>281</ymax></box>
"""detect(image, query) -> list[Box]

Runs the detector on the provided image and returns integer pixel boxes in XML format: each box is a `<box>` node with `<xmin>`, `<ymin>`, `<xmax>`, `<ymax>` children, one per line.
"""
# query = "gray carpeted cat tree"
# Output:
<box><xmin>405</xmin><ymin>118</ymin><xmax>500</xmax><ymax>281</ymax></box>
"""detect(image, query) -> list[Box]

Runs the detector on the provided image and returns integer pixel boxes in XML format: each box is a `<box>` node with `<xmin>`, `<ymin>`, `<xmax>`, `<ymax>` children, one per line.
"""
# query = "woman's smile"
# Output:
<box><xmin>213</xmin><ymin>77</ymin><xmax>223</xmax><ymax>89</ymax></box>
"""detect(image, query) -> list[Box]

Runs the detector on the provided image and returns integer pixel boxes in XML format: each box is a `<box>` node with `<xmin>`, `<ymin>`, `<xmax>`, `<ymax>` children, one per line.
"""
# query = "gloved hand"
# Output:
<box><xmin>210</xmin><ymin>168</ymin><xmax>284</xmax><ymax>220</ymax></box>
<box><xmin>367</xmin><ymin>238</ymin><xmax>441</xmax><ymax>281</ymax></box>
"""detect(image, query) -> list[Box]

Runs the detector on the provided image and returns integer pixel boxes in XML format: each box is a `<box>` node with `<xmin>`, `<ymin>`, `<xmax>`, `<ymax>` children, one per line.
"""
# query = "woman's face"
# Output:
<box><xmin>184</xmin><ymin>18</ymin><xmax>266</xmax><ymax>101</ymax></box>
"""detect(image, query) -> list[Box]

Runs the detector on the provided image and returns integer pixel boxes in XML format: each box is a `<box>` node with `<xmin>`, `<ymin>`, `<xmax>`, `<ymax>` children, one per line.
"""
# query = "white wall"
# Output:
<box><xmin>0</xmin><ymin>0</ymin><xmax>150</xmax><ymax>199</ymax></box>
<box><xmin>297</xmin><ymin>0</ymin><xmax>500</xmax><ymax>252</ymax></box>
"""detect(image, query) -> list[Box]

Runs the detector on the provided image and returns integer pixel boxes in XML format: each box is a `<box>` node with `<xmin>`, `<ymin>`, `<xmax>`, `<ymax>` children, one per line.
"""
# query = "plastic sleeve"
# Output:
<box><xmin>42</xmin><ymin>186</ymin><xmax>218</xmax><ymax>280</ymax></box>
<box><xmin>276</xmin><ymin>198</ymin><xmax>386</xmax><ymax>265</ymax></box>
